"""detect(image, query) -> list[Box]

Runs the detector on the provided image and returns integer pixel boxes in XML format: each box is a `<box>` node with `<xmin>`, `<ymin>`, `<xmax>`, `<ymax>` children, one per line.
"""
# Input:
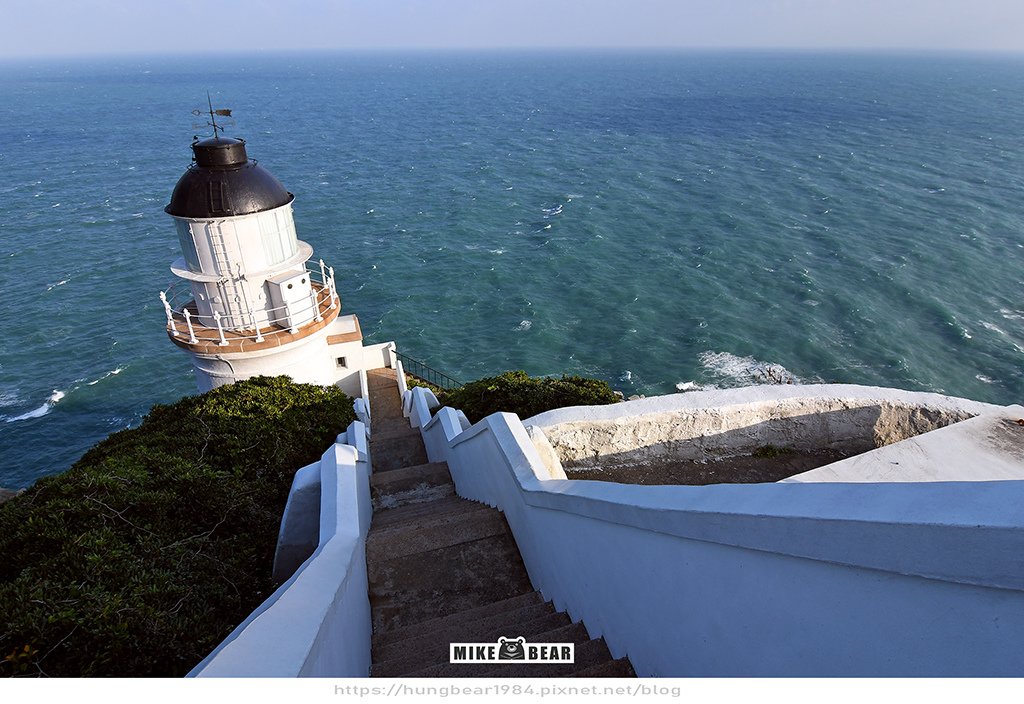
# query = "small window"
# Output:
<box><xmin>336</xmin><ymin>357</ymin><xmax>347</xmax><ymax>368</ymax></box>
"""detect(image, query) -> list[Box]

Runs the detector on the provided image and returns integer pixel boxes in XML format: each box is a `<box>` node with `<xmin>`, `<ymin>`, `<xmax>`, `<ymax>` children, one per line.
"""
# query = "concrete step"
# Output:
<box><xmin>373</xmin><ymin>416</ymin><xmax>417</xmax><ymax>438</ymax></box>
<box><xmin>369</xmin><ymin>533</ymin><xmax>534</xmax><ymax>634</ymax></box>
<box><xmin>370</xmin><ymin>461</ymin><xmax>453</xmax><ymax>510</ymax></box>
<box><xmin>370</xmin><ymin>495</ymin><xmax>481</xmax><ymax>530</ymax></box>
<box><xmin>371</xmin><ymin>607</ymin><xmax>569</xmax><ymax>676</ymax></box>
<box><xmin>367</xmin><ymin>505</ymin><xmax>507</xmax><ymax>564</ymax></box>
<box><xmin>370</xmin><ymin>431</ymin><xmax>428</xmax><ymax>472</ymax></box>
<box><xmin>477</xmin><ymin>637</ymin><xmax>612</xmax><ymax>678</ymax></box>
<box><xmin>399</xmin><ymin>622</ymin><xmax>590</xmax><ymax>678</ymax></box>
<box><xmin>367</xmin><ymin>368</ymin><xmax>404</xmax><ymax>421</ymax></box>
<box><xmin>373</xmin><ymin>592</ymin><xmax>545</xmax><ymax>651</ymax></box>
<box><xmin>569</xmin><ymin>657</ymin><xmax>638</xmax><ymax>678</ymax></box>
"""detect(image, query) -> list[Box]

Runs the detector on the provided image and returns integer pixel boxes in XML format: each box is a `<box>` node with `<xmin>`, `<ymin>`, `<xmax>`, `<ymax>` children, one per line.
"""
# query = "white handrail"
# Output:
<box><xmin>159</xmin><ymin>261</ymin><xmax>339</xmax><ymax>345</ymax></box>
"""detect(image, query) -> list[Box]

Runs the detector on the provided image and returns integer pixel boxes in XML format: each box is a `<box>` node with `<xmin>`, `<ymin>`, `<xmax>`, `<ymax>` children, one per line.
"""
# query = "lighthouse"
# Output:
<box><xmin>158</xmin><ymin>128</ymin><xmax>393</xmax><ymax>396</ymax></box>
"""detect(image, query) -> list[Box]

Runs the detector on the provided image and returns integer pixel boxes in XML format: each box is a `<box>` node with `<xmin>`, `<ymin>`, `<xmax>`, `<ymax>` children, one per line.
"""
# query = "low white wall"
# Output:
<box><xmin>272</xmin><ymin>461</ymin><xmax>322</xmax><ymax>583</ymax></box>
<box><xmin>406</xmin><ymin>386</ymin><xmax>1024</xmax><ymax>676</ymax></box>
<box><xmin>190</xmin><ymin>421</ymin><xmax>372</xmax><ymax>677</ymax></box>
<box><xmin>527</xmin><ymin>384</ymin><xmax>1000</xmax><ymax>470</ymax></box>
<box><xmin>364</xmin><ymin>341</ymin><xmax>396</xmax><ymax>371</ymax></box>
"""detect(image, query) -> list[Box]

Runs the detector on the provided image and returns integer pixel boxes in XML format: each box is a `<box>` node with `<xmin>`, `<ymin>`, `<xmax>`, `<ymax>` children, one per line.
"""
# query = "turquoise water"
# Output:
<box><xmin>1</xmin><ymin>51</ymin><xmax>1022</xmax><ymax>488</ymax></box>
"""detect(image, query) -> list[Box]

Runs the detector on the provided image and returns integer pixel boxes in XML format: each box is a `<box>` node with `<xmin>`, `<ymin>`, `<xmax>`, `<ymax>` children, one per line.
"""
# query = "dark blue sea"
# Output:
<box><xmin>1</xmin><ymin>51</ymin><xmax>1023</xmax><ymax>489</ymax></box>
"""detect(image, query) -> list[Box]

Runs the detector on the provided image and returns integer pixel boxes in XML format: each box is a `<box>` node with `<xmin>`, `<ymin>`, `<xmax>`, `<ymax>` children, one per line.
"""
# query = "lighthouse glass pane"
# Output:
<box><xmin>259</xmin><ymin>211</ymin><xmax>285</xmax><ymax>265</ymax></box>
<box><xmin>277</xmin><ymin>208</ymin><xmax>298</xmax><ymax>258</ymax></box>
<box><xmin>175</xmin><ymin>220</ymin><xmax>201</xmax><ymax>271</ymax></box>
<box><xmin>258</xmin><ymin>207</ymin><xmax>298</xmax><ymax>267</ymax></box>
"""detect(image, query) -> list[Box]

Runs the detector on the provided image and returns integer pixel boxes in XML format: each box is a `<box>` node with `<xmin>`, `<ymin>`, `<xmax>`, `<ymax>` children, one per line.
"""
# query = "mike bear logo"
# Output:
<box><xmin>498</xmin><ymin>636</ymin><xmax>526</xmax><ymax>660</ymax></box>
<box><xmin>449</xmin><ymin>636</ymin><xmax>573</xmax><ymax>664</ymax></box>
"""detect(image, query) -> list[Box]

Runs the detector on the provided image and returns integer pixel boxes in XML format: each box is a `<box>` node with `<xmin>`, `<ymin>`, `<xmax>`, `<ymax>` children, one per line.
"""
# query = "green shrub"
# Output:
<box><xmin>404</xmin><ymin>374</ymin><xmax>444</xmax><ymax>397</ymax></box>
<box><xmin>752</xmin><ymin>445</ymin><xmax>793</xmax><ymax>459</ymax></box>
<box><xmin>0</xmin><ymin>376</ymin><xmax>354</xmax><ymax>677</ymax></box>
<box><xmin>439</xmin><ymin>370</ymin><xmax>619</xmax><ymax>424</ymax></box>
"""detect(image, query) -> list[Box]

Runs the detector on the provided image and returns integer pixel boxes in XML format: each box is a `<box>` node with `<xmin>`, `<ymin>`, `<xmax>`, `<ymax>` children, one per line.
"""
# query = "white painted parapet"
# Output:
<box><xmin>272</xmin><ymin>461</ymin><xmax>322</xmax><ymax>583</ymax></box>
<box><xmin>190</xmin><ymin>421</ymin><xmax>372</xmax><ymax>677</ymax></box>
<box><xmin>527</xmin><ymin>383</ymin><xmax>1002</xmax><ymax>471</ymax></box>
<box><xmin>403</xmin><ymin>385</ymin><xmax>1024</xmax><ymax>676</ymax></box>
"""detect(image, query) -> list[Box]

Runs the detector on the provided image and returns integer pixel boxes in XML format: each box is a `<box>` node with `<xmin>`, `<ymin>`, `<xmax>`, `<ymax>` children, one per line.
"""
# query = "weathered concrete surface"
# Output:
<box><xmin>526</xmin><ymin>384</ymin><xmax>1001</xmax><ymax>472</ymax></box>
<box><xmin>367</xmin><ymin>375</ymin><xmax>634</xmax><ymax>677</ymax></box>
<box><xmin>785</xmin><ymin>406</ymin><xmax>1024</xmax><ymax>482</ymax></box>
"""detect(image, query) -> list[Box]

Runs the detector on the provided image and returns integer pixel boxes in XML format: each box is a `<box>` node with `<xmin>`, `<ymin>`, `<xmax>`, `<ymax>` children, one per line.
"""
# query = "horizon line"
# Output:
<box><xmin>2</xmin><ymin>45</ymin><xmax>1024</xmax><ymax>62</ymax></box>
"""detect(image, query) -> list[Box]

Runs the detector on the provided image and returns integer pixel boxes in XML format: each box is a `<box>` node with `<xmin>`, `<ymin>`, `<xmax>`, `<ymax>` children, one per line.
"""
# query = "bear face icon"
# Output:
<box><xmin>498</xmin><ymin>636</ymin><xmax>526</xmax><ymax>660</ymax></box>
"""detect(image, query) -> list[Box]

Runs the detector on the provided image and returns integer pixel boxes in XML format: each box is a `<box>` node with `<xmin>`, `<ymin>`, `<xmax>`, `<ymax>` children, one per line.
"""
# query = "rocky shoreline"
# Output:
<box><xmin>0</xmin><ymin>487</ymin><xmax>20</xmax><ymax>505</ymax></box>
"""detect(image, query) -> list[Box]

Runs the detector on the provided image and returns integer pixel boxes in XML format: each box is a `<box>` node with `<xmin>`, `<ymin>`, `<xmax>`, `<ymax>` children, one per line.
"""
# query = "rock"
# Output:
<box><xmin>0</xmin><ymin>487</ymin><xmax>19</xmax><ymax>505</ymax></box>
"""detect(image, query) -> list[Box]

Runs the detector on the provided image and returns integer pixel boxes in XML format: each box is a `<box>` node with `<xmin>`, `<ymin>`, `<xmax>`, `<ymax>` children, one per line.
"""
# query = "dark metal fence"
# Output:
<box><xmin>395</xmin><ymin>350</ymin><xmax>463</xmax><ymax>390</ymax></box>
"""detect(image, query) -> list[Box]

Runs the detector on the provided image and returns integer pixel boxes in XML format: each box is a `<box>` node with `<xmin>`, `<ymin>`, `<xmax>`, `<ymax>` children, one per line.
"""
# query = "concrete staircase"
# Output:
<box><xmin>365</xmin><ymin>368</ymin><xmax>635</xmax><ymax>678</ymax></box>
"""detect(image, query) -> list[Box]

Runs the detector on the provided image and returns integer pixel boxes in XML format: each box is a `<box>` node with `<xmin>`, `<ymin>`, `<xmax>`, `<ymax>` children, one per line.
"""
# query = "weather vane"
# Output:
<box><xmin>191</xmin><ymin>92</ymin><xmax>235</xmax><ymax>139</ymax></box>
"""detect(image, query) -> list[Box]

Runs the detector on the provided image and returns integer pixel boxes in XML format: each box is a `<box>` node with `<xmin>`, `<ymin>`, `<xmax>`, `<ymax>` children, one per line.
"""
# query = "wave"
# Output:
<box><xmin>86</xmin><ymin>366</ymin><xmax>126</xmax><ymax>386</ymax></box>
<box><xmin>2</xmin><ymin>366</ymin><xmax>125</xmax><ymax>422</ymax></box>
<box><xmin>46</xmin><ymin>278</ymin><xmax>69</xmax><ymax>291</ymax></box>
<box><xmin>699</xmin><ymin>351</ymin><xmax>799</xmax><ymax>386</ymax></box>
<box><xmin>4</xmin><ymin>390</ymin><xmax>65</xmax><ymax>423</ymax></box>
<box><xmin>514</xmin><ymin>320</ymin><xmax>532</xmax><ymax>332</ymax></box>
<box><xmin>675</xmin><ymin>381</ymin><xmax>708</xmax><ymax>392</ymax></box>
<box><xmin>980</xmin><ymin>321</ymin><xmax>1024</xmax><ymax>354</ymax></box>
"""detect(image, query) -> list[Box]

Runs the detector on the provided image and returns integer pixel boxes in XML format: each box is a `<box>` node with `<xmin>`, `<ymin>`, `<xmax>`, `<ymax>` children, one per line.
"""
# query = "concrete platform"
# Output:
<box><xmin>785</xmin><ymin>405</ymin><xmax>1024</xmax><ymax>483</ymax></box>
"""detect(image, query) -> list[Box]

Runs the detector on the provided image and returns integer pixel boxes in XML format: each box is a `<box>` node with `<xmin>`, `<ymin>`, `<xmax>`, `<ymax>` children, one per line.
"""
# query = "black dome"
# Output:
<box><xmin>165</xmin><ymin>137</ymin><xmax>293</xmax><ymax>218</ymax></box>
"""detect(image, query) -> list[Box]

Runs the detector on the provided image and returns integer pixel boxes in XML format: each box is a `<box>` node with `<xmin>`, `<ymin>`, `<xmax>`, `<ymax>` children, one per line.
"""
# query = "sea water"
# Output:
<box><xmin>1</xmin><ymin>51</ymin><xmax>1022</xmax><ymax>488</ymax></box>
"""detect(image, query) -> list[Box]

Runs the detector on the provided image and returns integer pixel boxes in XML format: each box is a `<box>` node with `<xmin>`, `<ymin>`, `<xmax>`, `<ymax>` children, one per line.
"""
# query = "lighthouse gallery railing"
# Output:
<box><xmin>158</xmin><ymin>260</ymin><xmax>339</xmax><ymax>347</ymax></box>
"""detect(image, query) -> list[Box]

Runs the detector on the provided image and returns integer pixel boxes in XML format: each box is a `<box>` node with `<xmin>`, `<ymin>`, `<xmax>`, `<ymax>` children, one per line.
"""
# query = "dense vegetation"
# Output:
<box><xmin>435</xmin><ymin>370</ymin><xmax>620</xmax><ymax>424</ymax></box>
<box><xmin>0</xmin><ymin>376</ymin><xmax>354</xmax><ymax>677</ymax></box>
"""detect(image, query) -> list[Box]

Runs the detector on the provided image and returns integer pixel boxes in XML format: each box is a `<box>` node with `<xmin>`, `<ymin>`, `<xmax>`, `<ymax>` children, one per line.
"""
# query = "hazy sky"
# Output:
<box><xmin>4</xmin><ymin>0</ymin><xmax>1023</xmax><ymax>58</ymax></box>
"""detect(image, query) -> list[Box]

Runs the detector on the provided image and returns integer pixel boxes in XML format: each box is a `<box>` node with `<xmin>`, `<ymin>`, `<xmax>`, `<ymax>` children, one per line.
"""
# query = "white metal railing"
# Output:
<box><xmin>159</xmin><ymin>260</ymin><xmax>338</xmax><ymax>346</ymax></box>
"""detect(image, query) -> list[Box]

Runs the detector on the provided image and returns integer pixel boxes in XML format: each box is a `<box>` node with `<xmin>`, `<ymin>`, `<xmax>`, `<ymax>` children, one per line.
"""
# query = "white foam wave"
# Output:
<box><xmin>675</xmin><ymin>381</ymin><xmax>707</xmax><ymax>392</ymax></box>
<box><xmin>489</xmin><ymin>249</ymin><xmax>505</xmax><ymax>255</ymax></box>
<box><xmin>46</xmin><ymin>278</ymin><xmax>69</xmax><ymax>291</ymax></box>
<box><xmin>542</xmin><ymin>204</ymin><xmax>563</xmax><ymax>216</ymax></box>
<box><xmin>975</xmin><ymin>374</ymin><xmax>996</xmax><ymax>384</ymax></box>
<box><xmin>86</xmin><ymin>367</ymin><xmax>125</xmax><ymax>386</ymax></box>
<box><xmin>5</xmin><ymin>389</ymin><xmax>65</xmax><ymax>423</ymax></box>
<box><xmin>514</xmin><ymin>320</ymin><xmax>532</xmax><ymax>332</ymax></box>
<box><xmin>699</xmin><ymin>351</ymin><xmax>799</xmax><ymax>386</ymax></box>
<box><xmin>619</xmin><ymin>370</ymin><xmax>633</xmax><ymax>383</ymax></box>
<box><xmin>999</xmin><ymin>308</ymin><xmax>1023</xmax><ymax>321</ymax></box>
<box><xmin>980</xmin><ymin>321</ymin><xmax>1024</xmax><ymax>353</ymax></box>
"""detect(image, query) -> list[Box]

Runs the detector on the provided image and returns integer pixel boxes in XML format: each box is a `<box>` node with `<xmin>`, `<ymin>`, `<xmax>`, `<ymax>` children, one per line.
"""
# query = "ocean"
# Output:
<box><xmin>1</xmin><ymin>51</ymin><xmax>1022</xmax><ymax>489</ymax></box>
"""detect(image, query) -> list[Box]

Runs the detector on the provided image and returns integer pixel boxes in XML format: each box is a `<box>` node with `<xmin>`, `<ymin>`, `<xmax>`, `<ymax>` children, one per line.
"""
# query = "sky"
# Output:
<box><xmin>3</xmin><ymin>0</ymin><xmax>1023</xmax><ymax>58</ymax></box>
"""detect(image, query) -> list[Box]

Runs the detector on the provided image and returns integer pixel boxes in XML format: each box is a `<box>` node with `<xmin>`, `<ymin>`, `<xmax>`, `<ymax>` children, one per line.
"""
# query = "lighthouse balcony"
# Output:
<box><xmin>158</xmin><ymin>261</ymin><xmax>341</xmax><ymax>355</ymax></box>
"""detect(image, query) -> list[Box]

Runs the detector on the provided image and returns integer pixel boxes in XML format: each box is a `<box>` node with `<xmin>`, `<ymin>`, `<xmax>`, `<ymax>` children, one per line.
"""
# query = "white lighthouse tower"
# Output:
<box><xmin>158</xmin><ymin>128</ymin><xmax>393</xmax><ymax>396</ymax></box>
